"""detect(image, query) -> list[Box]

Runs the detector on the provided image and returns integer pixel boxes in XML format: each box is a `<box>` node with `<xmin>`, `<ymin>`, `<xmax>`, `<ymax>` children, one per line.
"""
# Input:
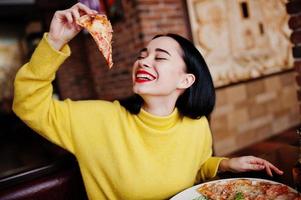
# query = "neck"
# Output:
<box><xmin>142</xmin><ymin>95</ymin><xmax>178</xmax><ymax>116</ymax></box>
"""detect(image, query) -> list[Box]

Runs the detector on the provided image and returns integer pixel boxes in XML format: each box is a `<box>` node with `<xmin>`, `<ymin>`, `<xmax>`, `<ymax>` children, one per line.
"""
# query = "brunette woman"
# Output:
<box><xmin>13</xmin><ymin>3</ymin><xmax>283</xmax><ymax>200</ymax></box>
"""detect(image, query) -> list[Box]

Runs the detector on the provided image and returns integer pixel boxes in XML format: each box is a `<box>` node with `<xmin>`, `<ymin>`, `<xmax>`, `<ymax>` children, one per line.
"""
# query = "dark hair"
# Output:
<box><xmin>119</xmin><ymin>33</ymin><xmax>215</xmax><ymax>119</ymax></box>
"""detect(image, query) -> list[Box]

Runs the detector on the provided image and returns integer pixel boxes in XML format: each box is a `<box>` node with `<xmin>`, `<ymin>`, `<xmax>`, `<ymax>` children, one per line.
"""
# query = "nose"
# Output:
<box><xmin>138</xmin><ymin>57</ymin><xmax>152</xmax><ymax>68</ymax></box>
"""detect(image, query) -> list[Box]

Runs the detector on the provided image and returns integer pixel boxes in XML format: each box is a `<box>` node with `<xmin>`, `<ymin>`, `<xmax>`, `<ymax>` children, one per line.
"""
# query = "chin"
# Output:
<box><xmin>132</xmin><ymin>85</ymin><xmax>142</xmax><ymax>95</ymax></box>
<box><xmin>133</xmin><ymin>86</ymin><xmax>153</xmax><ymax>96</ymax></box>
<box><xmin>133</xmin><ymin>87</ymin><xmax>146</xmax><ymax>95</ymax></box>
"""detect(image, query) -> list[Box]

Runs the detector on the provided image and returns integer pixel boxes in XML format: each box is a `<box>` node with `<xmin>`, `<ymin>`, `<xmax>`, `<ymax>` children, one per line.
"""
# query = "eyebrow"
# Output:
<box><xmin>139</xmin><ymin>48</ymin><xmax>171</xmax><ymax>56</ymax></box>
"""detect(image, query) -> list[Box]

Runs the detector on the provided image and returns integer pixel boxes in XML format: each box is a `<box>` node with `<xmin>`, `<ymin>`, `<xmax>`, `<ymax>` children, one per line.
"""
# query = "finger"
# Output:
<box><xmin>92</xmin><ymin>10</ymin><xmax>99</xmax><ymax>14</ymax></box>
<box><xmin>76</xmin><ymin>3</ymin><xmax>95</xmax><ymax>15</ymax></box>
<box><xmin>65</xmin><ymin>12</ymin><xmax>73</xmax><ymax>24</ymax></box>
<box><xmin>265</xmin><ymin>163</ymin><xmax>273</xmax><ymax>177</ymax></box>
<box><xmin>54</xmin><ymin>10</ymin><xmax>65</xmax><ymax>20</ymax></box>
<box><xmin>71</xmin><ymin>9</ymin><xmax>80</xmax><ymax>20</ymax></box>
<box><xmin>260</xmin><ymin>159</ymin><xmax>283</xmax><ymax>175</ymax></box>
<box><xmin>267</xmin><ymin>162</ymin><xmax>283</xmax><ymax>175</ymax></box>
<box><xmin>70</xmin><ymin>10</ymin><xmax>82</xmax><ymax>31</ymax></box>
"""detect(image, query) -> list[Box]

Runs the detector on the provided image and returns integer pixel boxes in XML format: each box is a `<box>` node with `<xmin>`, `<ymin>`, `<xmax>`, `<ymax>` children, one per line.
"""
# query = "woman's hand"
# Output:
<box><xmin>48</xmin><ymin>3</ymin><xmax>97</xmax><ymax>50</ymax></box>
<box><xmin>219</xmin><ymin>156</ymin><xmax>284</xmax><ymax>177</ymax></box>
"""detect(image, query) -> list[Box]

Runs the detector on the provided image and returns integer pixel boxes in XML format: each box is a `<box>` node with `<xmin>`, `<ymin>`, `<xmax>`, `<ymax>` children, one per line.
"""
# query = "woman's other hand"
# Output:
<box><xmin>219</xmin><ymin>156</ymin><xmax>284</xmax><ymax>177</ymax></box>
<box><xmin>48</xmin><ymin>2</ymin><xmax>97</xmax><ymax>50</ymax></box>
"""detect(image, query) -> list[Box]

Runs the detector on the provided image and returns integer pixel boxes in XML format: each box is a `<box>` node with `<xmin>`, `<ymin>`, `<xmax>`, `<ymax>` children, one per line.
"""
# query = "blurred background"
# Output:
<box><xmin>0</xmin><ymin>0</ymin><xmax>300</xmax><ymax>199</ymax></box>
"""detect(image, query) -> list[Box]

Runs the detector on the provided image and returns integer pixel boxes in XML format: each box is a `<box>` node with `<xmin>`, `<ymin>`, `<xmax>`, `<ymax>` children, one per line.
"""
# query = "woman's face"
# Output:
<box><xmin>132</xmin><ymin>36</ymin><xmax>193</xmax><ymax>98</ymax></box>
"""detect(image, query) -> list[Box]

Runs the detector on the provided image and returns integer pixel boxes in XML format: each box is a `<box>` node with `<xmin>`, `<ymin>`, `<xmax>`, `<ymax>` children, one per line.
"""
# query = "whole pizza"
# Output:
<box><xmin>195</xmin><ymin>178</ymin><xmax>300</xmax><ymax>200</ymax></box>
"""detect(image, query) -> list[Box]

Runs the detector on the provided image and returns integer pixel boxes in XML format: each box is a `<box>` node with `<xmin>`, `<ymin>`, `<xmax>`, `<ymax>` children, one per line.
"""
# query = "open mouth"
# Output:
<box><xmin>135</xmin><ymin>70</ymin><xmax>156</xmax><ymax>83</ymax></box>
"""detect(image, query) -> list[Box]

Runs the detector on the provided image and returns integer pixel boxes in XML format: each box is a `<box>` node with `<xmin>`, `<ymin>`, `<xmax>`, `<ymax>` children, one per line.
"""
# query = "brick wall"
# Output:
<box><xmin>53</xmin><ymin>0</ymin><xmax>300</xmax><ymax>155</ymax></box>
<box><xmin>57</xmin><ymin>33</ymin><xmax>97</xmax><ymax>100</ymax></box>
<box><xmin>211</xmin><ymin>72</ymin><xmax>299</xmax><ymax>155</ymax></box>
<box><xmin>287</xmin><ymin>0</ymin><xmax>301</xmax><ymax>115</ymax></box>
<box><xmin>137</xmin><ymin>0</ymin><xmax>190</xmax><ymax>42</ymax></box>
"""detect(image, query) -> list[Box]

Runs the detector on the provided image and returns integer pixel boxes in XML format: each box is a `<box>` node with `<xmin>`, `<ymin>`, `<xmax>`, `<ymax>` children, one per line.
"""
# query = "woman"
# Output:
<box><xmin>13</xmin><ymin>3</ymin><xmax>283</xmax><ymax>200</ymax></box>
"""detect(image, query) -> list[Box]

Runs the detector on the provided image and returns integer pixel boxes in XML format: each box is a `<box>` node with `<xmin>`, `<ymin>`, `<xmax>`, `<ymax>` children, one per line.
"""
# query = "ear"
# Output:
<box><xmin>178</xmin><ymin>73</ymin><xmax>195</xmax><ymax>89</ymax></box>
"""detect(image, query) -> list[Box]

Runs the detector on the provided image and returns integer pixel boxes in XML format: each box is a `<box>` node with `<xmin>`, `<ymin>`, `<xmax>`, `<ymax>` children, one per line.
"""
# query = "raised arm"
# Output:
<box><xmin>12</xmin><ymin>3</ymin><xmax>97</xmax><ymax>153</ymax></box>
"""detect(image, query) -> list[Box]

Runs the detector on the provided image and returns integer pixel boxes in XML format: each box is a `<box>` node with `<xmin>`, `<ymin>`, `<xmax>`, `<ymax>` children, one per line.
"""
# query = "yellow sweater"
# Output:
<box><xmin>13</xmin><ymin>34</ymin><xmax>225</xmax><ymax>200</ymax></box>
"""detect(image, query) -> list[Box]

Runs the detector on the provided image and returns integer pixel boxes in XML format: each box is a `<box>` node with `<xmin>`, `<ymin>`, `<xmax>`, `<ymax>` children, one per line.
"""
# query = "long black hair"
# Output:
<box><xmin>119</xmin><ymin>33</ymin><xmax>215</xmax><ymax>119</ymax></box>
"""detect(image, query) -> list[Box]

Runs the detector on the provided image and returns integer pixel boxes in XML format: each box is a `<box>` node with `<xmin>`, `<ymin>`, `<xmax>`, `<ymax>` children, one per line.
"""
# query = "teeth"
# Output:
<box><xmin>136</xmin><ymin>74</ymin><xmax>155</xmax><ymax>80</ymax></box>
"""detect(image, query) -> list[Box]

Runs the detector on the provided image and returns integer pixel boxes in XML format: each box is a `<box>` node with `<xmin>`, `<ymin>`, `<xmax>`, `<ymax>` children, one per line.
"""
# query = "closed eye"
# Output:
<box><xmin>155</xmin><ymin>57</ymin><xmax>167</xmax><ymax>61</ymax></box>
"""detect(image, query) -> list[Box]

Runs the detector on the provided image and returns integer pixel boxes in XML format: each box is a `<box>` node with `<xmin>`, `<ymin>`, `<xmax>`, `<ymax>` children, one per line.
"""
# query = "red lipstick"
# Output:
<box><xmin>136</xmin><ymin>70</ymin><xmax>156</xmax><ymax>79</ymax></box>
<box><xmin>135</xmin><ymin>69</ymin><xmax>156</xmax><ymax>83</ymax></box>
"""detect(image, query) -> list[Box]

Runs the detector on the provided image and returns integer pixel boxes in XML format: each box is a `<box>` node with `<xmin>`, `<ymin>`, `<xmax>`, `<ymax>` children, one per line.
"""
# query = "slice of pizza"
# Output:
<box><xmin>77</xmin><ymin>14</ymin><xmax>113</xmax><ymax>68</ymax></box>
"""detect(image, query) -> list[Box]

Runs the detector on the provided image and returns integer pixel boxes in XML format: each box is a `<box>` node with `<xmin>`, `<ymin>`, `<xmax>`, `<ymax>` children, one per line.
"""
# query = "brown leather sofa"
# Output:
<box><xmin>0</xmin><ymin>113</ymin><xmax>88</xmax><ymax>200</ymax></box>
<box><xmin>0</xmin><ymin>162</ymin><xmax>88</xmax><ymax>200</ymax></box>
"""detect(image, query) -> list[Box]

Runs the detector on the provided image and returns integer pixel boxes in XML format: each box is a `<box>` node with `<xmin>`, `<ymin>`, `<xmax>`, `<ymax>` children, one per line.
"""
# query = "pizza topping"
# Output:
<box><xmin>192</xmin><ymin>196</ymin><xmax>209</xmax><ymax>200</ymax></box>
<box><xmin>234</xmin><ymin>192</ymin><xmax>244</xmax><ymax>200</ymax></box>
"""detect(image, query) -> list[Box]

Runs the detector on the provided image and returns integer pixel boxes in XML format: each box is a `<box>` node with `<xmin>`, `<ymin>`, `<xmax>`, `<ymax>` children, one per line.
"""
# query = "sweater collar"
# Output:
<box><xmin>137</xmin><ymin>108</ymin><xmax>180</xmax><ymax>131</ymax></box>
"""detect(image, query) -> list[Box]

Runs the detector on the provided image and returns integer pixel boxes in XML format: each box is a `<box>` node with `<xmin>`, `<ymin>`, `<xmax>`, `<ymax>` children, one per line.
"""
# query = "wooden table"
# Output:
<box><xmin>218</xmin><ymin>144</ymin><xmax>299</xmax><ymax>191</ymax></box>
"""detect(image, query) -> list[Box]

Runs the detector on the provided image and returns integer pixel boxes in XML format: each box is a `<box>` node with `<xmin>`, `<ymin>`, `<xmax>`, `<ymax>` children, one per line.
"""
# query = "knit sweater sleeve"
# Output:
<box><xmin>12</xmin><ymin>33</ymin><xmax>75</xmax><ymax>153</ymax></box>
<box><xmin>196</xmin><ymin>117</ymin><xmax>228</xmax><ymax>182</ymax></box>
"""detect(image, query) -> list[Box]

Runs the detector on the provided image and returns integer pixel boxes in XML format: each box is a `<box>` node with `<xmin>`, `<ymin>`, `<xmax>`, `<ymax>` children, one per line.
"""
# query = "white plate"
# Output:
<box><xmin>170</xmin><ymin>178</ymin><xmax>299</xmax><ymax>200</ymax></box>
